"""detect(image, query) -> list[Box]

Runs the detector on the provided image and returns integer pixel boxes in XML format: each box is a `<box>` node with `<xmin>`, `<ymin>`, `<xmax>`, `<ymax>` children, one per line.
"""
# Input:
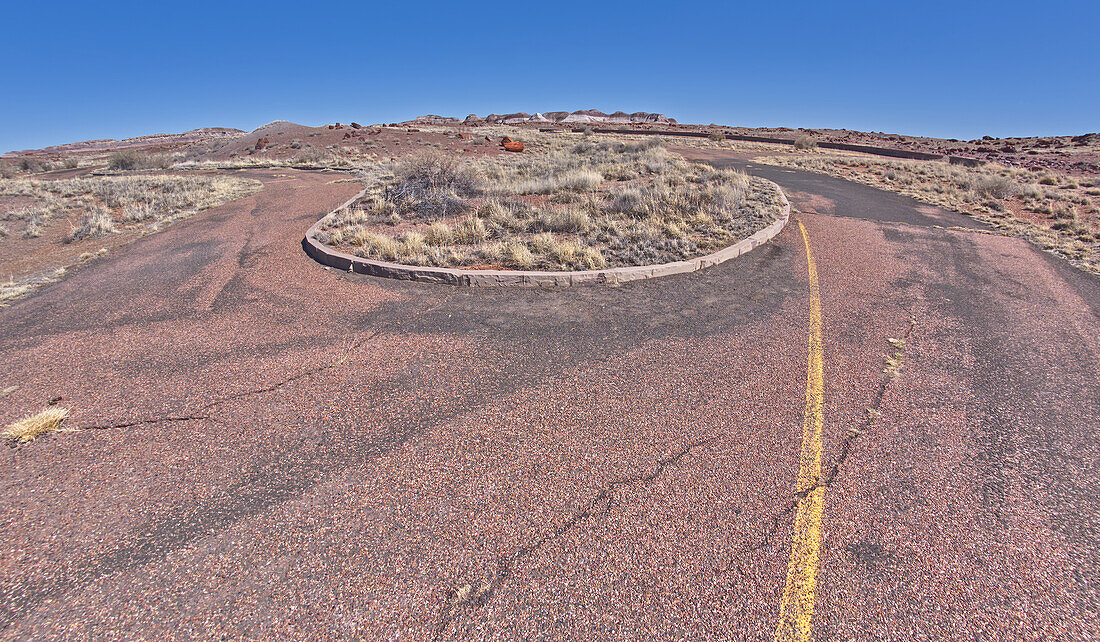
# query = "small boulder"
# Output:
<box><xmin>351</xmin><ymin>122</ymin><xmax>361</xmax><ymax>129</ymax></box>
<box><xmin>503</xmin><ymin>141</ymin><xmax>524</xmax><ymax>152</ymax></box>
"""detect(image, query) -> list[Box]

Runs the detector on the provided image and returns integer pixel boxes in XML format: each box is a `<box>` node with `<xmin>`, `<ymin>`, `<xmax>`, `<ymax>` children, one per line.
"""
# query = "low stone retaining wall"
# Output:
<box><xmin>303</xmin><ymin>184</ymin><xmax>791</xmax><ymax>288</ymax></box>
<box><xmin>572</xmin><ymin>127</ymin><xmax>949</xmax><ymax>162</ymax></box>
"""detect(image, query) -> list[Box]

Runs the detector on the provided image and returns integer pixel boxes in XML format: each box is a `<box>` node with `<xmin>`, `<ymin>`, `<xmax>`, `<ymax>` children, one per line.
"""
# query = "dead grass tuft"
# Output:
<box><xmin>4</xmin><ymin>407</ymin><xmax>71</xmax><ymax>442</ymax></box>
<box><xmin>66</xmin><ymin>207</ymin><xmax>116</xmax><ymax>243</ymax></box>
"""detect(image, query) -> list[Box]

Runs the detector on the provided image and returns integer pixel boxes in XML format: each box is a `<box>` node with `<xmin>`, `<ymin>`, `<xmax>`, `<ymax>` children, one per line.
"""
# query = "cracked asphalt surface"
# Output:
<box><xmin>1</xmin><ymin>152</ymin><xmax>1098</xmax><ymax>639</ymax></box>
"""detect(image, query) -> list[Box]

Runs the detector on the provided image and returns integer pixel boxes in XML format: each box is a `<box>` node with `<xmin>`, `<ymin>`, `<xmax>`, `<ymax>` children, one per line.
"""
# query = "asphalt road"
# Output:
<box><xmin>0</xmin><ymin>153</ymin><xmax>1097</xmax><ymax>639</ymax></box>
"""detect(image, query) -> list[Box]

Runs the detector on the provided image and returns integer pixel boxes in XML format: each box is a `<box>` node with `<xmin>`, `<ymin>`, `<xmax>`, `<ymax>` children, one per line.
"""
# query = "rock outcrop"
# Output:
<box><xmin>406</xmin><ymin>114</ymin><xmax>462</xmax><ymax>125</ymax></box>
<box><xmin>414</xmin><ymin>110</ymin><xmax>674</xmax><ymax>126</ymax></box>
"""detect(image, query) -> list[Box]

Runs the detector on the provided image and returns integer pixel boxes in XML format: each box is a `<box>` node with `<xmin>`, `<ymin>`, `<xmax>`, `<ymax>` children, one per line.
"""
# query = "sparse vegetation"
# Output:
<box><xmin>1</xmin><ymin>175</ymin><xmax>262</xmax><ymax>241</ymax></box>
<box><xmin>318</xmin><ymin>133</ymin><xmax>783</xmax><ymax>270</ymax></box>
<box><xmin>0</xmin><ymin>174</ymin><xmax>262</xmax><ymax>304</ymax></box>
<box><xmin>108</xmin><ymin>150</ymin><xmax>171</xmax><ymax>171</ymax></box>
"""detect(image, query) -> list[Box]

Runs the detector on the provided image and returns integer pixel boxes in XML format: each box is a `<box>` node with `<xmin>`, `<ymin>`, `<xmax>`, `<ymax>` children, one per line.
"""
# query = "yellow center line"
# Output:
<box><xmin>775</xmin><ymin>219</ymin><xmax>826</xmax><ymax>641</ymax></box>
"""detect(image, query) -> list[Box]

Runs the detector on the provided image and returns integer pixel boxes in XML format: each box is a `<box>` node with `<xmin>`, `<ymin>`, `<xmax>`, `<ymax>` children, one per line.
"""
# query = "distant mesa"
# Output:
<box><xmin>405</xmin><ymin>114</ymin><xmax>462</xmax><ymax>125</ymax></box>
<box><xmin>407</xmin><ymin>110</ymin><xmax>676</xmax><ymax>126</ymax></box>
<box><xmin>3</xmin><ymin>127</ymin><xmax>245</xmax><ymax>157</ymax></box>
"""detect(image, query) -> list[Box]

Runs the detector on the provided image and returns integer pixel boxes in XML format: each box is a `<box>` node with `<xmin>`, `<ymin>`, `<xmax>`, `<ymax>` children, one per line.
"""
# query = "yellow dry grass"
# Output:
<box><xmin>4</xmin><ymin>407</ymin><xmax>71</xmax><ymax>442</ymax></box>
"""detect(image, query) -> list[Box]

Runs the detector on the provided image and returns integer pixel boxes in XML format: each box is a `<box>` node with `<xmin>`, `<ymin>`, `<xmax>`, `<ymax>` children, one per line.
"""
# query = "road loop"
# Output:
<box><xmin>775</xmin><ymin>219</ymin><xmax>826</xmax><ymax>641</ymax></box>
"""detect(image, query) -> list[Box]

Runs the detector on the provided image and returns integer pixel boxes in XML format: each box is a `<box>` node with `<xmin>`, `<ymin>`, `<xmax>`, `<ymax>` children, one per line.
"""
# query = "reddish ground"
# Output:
<box><xmin>0</xmin><ymin>137</ymin><xmax>1095</xmax><ymax>639</ymax></box>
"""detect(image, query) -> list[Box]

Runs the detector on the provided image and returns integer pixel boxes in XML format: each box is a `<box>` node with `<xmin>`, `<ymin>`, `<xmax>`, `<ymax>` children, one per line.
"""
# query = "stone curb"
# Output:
<box><xmin>303</xmin><ymin>183</ymin><xmax>790</xmax><ymax>288</ymax></box>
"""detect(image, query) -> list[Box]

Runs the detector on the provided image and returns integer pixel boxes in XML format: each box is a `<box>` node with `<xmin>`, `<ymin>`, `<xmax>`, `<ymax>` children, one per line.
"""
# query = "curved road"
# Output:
<box><xmin>0</xmin><ymin>150</ymin><xmax>1097</xmax><ymax>639</ymax></box>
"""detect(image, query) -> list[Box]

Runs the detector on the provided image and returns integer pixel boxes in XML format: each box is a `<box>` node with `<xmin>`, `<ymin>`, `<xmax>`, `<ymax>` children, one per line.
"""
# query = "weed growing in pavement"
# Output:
<box><xmin>3</xmin><ymin>407</ymin><xmax>71</xmax><ymax>442</ymax></box>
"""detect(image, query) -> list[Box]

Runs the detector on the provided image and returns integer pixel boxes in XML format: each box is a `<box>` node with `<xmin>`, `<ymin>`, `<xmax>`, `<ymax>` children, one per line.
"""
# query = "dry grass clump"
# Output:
<box><xmin>4</xmin><ymin>407</ymin><xmax>70</xmax><ymax>442</ymax></box>
<box><xmin>65</xmin><ymin>207</ymin><xmax>115</xmax><ymax>243</ymax></box>
<box><xmin>759</xmin><ymin>152</ymin><xmax>1100</xmax><ymax>273</ymax></box>
<box><xmin>319</xmin><ymin>133</ymin><xmax>783</xmax><ymax>270</ymax></box>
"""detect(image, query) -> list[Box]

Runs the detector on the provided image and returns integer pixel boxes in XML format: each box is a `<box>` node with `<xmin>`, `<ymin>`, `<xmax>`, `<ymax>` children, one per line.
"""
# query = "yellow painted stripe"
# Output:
<box><xmin>775</xmin><ymin>220</ymin><xmax>826</xmax><ymax>642</ymax></box>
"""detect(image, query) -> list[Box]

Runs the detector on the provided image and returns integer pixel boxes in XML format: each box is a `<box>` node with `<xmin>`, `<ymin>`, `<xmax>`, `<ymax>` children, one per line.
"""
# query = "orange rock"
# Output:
<box><xmin>351</xmin><ymin>122</ymin><xmax>361</xmax><ymax>129</ymax></box>
<box><xmin>503</xmin><ymin>141</ymin><xmax>524</xmax><ymax>152</ymax></box>
<box><xmin>500</xmin><ymin>136</ymin><xmax>513</xmax><ymax>145</ymax></box>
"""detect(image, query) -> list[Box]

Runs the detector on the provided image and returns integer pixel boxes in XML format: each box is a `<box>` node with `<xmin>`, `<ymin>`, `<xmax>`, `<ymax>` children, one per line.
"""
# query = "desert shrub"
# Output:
<box><xmin>23</xmin><ymin>213</ymin><xmax>43</xmax><ymax>239</ymax></box>
<box><xmin>794</xmin><ymin>135</ymin><xmax>818</xmax><ymax>151</ymax></box>
<box><xmin>971</xmin><ymin>174</ymin><xmax>1018</xmax><ymax>200</ymax></box>
<box><xmin>387</xmin><ymin>153</ymin><xmax>480</xmax><ymax>217</ymax></box>
<box><xmin>66</xmin><ymin>208</ymin><xmax>115</xmax><ymax>242</ymax></box>
<box><xmin>108</xmin><ymin>150</ymin><xmax>145</xmax><ymax>170</ymax></box>
<box><xmin>708</xmin><ymin>132</ymin><xmax>725</xmax><ymax>141</ymax></box>
<box><xmin>1038</xmin><ymin>174</ymin><xmax>1058</xmax><ymax>185</ymax></box>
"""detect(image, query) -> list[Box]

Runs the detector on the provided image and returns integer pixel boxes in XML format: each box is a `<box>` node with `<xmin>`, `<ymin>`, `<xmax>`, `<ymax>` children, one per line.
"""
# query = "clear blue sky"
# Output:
<box><xmin>3</xmin><ymin>0</ymin><xmax>1097</xmax><ymax>153</ymax></box>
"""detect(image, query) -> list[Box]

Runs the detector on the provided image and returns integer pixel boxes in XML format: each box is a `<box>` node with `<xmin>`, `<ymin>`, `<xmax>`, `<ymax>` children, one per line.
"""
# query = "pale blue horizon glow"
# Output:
<box><xmin>2</xmin><ymin>0</ymin><xmax>1097</xmax><ymax>153</ymax></box>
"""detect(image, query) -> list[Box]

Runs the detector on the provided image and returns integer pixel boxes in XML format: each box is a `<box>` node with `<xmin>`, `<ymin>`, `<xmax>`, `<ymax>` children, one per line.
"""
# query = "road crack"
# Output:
<box><xmin>820</xmin><ymin>317</ymin><xmax>916</xmax><ymax>489</ymax></box>
<box><xmin>68</xmin><ymin>330</ymin><xmax>384</xmax><ymax>436</ymax></box>
<box><xmin>432</xmin><ymin>435</ymin><xmax>718</xmax><ymax>640</ymax></box>
<box><xmin>196</xmin><ymin>329</ymin><xmax>382</xmax><ymax>412</ymax></box>
<box><xmin>713</xmin><ymin>318</ymin><xmax>917</xmax><ymax>578</ymax></box>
